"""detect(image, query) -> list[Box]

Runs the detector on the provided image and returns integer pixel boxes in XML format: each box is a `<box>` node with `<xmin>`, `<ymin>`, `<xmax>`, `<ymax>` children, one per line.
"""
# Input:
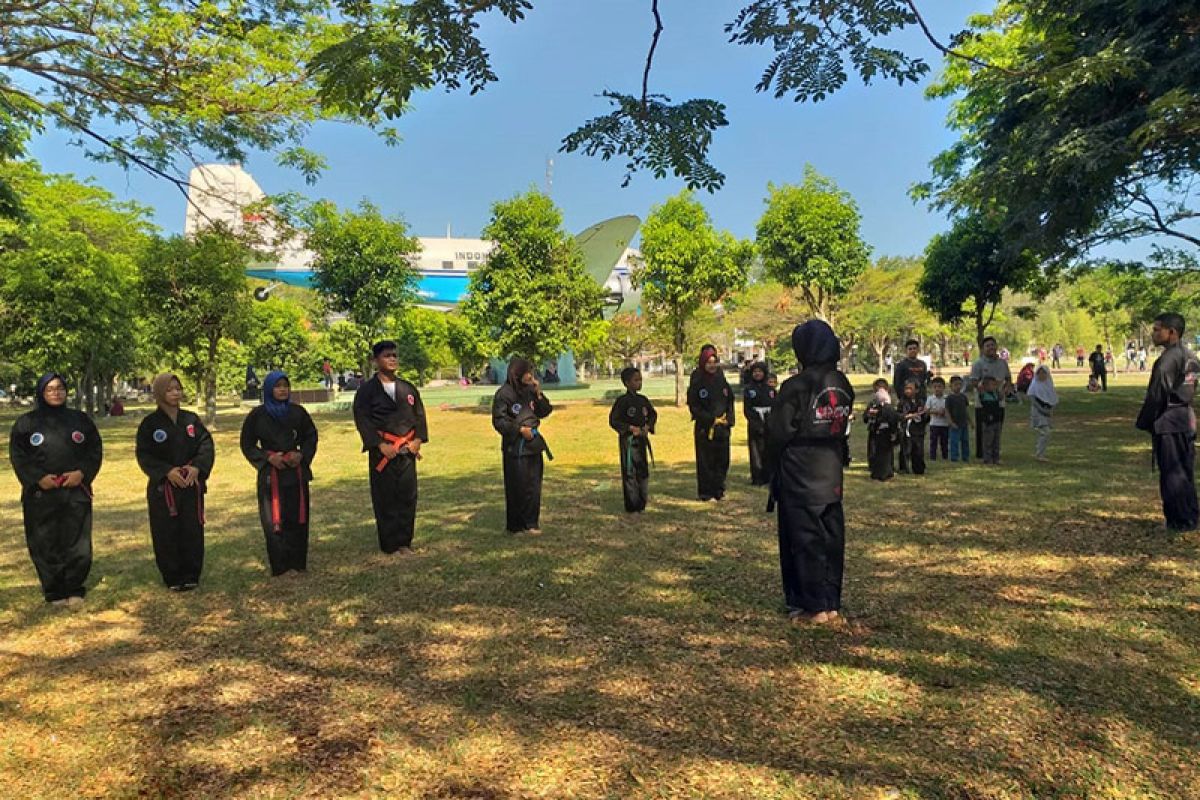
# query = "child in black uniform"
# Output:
<box><xmin>742</xmin><ymin>361</ymin><xmax>775</xmax><ymax>486</ymax></box>
<box><xmin>897</xmin><ymin>379</ymin><xmax>928</xmax><ymax>475</ymax></box>
<box><xmin>863</xmin><ymin>379</ymin><xmax>899</xmax><ymax>481</ymax></box>
<box><xmin>687</xmin><ymin>344</ymin><xmax>735</xmax><ymax>501</ymax></box>
<box><xmin>609</xmin><ymin>367</ymin><xmax>657</xmax><ymax>512</ymax></box>
<box><xmin>978</xmin><ymin>375</ymin><xmax>1006</xmax><ymax>465</ymax></box>
<box><xmin>492</xmin><ymin>358</ymin><xmax>553</xmax><ymax>534</ymax></box>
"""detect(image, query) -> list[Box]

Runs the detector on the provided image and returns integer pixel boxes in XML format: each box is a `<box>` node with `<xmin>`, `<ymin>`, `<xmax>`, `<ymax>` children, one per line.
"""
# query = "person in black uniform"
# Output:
<box><xmin>768</xmin><ymin>320</ymin><xmax>854</xmax><ymax>625</ymax></box>
<box><xmin>688</xmin><ymin>344</ymin><xmax>735</xmax><ymax>501</ymax></box>
<box><xmin>609</xmin><ymin>367</ymin><xmax>657</xmax><ymax>512</ymax></box>
<box><xmin>863</xmin><ymin>378</ymin><xmax>898</xmax><ymax>481</ymax></box>
<box><xmin>492</xmin><ymin>357</ymin><xmax>553</xmax><ymax>534</ymax></box>
<box><xmin>742</xmin><ymin>361</ymin><xmax>775</xmax><ymax>486</ymax></box>
<box><xmin>353</xmin><ymin>341</ymin><xmax>428</xmax><ymax>555</ymax></box>
<box><xmin>240</xmin><ymin>370</ymin><xmax>319</xmax><ymax>575</ymax></box>
<box><xmin>8</xmin><ymin>373</ymin><xmax>102</xmax><ymax>606</ymax></box>
<box><xmin>136</xmin><ymin>373</ymin><xmax>215</xmax><ymax>591</ymax></box>
<box><xmin>896</xmin><ymin>379</ymin><xmax>928</xmax><ymax>475</ymax></box>
<box><xmin>1089</xmin><ymin>344</ymin><xmax>1108</xmax><ymax>392</ymax></box>
<box><xmin>1136</xmin><ymin>313</ymin><xmax>1200</xmax><ymax>532</ymax></box>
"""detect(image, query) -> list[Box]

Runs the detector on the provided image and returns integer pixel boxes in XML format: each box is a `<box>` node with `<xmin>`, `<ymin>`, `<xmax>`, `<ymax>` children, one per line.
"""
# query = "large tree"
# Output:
<box><xmin>839</xmin><ymin>258</ymin><xmax>928</xmax><ymax>374</ymax></box>
<box><xmin>755</xmin><ymin>167</ymin><xmax>872</xmax><ymax>322</ymax></box>
<box><xmin>462</xmin><ymin>190</ymin><xmax>606</xmax><ymax>366</ymax></box>
<box><xmin>636</xmin><ymin>190</ymin><xmax>752</xmax><ymax>406</ymax></box>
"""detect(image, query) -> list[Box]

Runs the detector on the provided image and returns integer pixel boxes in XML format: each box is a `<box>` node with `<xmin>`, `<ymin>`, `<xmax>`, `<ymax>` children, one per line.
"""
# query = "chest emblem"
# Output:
<box><xmin>627</xmin><ymin>407</ymin><xmax>637</xmax><ymax>417</ymax></box>
<box><xmin>186</xmin><ymin>424</ymin><xmax>196</xmax><ymax>438</ymax></box>
<box><xmin>71</xmin><ymin>430</ymin><xmax>85</xmax><ymax>444</ymax></box>
<box><xmin>698</xmin><ymin>389</ymin><xmax>709</xmax><ymax>399</ymax></box>
<box><xmin>29</xmin><ymin>432</ymin><xmax>44</xmax><ymax>447</ymax></box>
<box><xmin>153</xmin><ymin>428</ymin><xmax>168</xmax><ymax>443</ymax></box>
<box><xmin>747</xmin><ymin>389</ymin><xmax>756</xmax><ymax>399</ymax></box>
<box><xmin>511</xmin><ymin>403</ymin><xmax>522</xmax><ymax>414</ymax></box>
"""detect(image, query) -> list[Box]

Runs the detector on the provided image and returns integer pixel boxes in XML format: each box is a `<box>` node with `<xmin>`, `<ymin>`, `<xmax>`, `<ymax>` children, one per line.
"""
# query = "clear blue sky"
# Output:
<box><xmin>28</xmin><ymin>0</ymin><xmax>993</xmax><ymax>257</ymax></box>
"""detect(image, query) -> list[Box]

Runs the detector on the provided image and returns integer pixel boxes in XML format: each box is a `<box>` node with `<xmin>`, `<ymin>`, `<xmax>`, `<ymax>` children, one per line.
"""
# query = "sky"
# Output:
<box><xmin>27</xmin><ymin>0</ymin><xmax>995</xmax><ymax>257</ymax></box>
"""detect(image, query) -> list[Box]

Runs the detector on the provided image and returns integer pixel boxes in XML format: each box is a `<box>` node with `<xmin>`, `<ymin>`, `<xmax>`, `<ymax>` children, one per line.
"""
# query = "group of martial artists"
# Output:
<box><xmin>8</xmin><ymin>315</ymin><xmax>1196</xmax><ymax>627</ymax></box>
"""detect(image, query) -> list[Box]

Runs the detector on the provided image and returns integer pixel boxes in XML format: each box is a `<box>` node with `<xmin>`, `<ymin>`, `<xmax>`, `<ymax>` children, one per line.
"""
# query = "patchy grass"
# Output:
<box><xmin>1</xmin><ymin>374</ymin><xmax>1197</xmax><ymax>799</ymax></box>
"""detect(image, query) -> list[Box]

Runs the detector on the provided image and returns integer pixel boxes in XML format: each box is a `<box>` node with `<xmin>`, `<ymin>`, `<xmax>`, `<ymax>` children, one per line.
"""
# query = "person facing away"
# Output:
<box><xmin>353</xmin><ymin>341</ymin><xmax>428</xmax><ymax>555</ymax></box>
<box><xmin>8</xmin><ymin>373</ymin><xmax>103</xmax><ymax>606</ymax></box>
<box><xmin>977</xmin><ymin>376</ymin><xmax>1006</xmax><ymax>465</ymax></box>
<box><xmin>687</xmin><ymin>344</ymin><xmax>735</xmax><ymax>502</ymax></box>
<box><xmin>240</xmin><ymin>370</ymin><xmax>319</xmax><ymax>576</ymax></box>
<box><xmin>135</xmin><ymin>373</ymin><xmax>215</xmax><ymax>591</ymax></box>
<box><xmin>896</xmin><ymin>379</ymin><xmax>928</xmax><ymax>475</ymax></box>
<box><xmin>1135</xmin><ymin>313</ymin><xmax>1200</xmax><ymax>532</ymax></box>
<box><xmin>945</xmin><ymin>375</ymin><xmax>972</xmax><ymax>463</ymax></box>
<box><xmin>1089</xmin><ymin>344</ymin><xmax>1108</xmax><ymax>392</ymax></box>
<box><xmin>892</xmin><ymin>339</ymin><xmax>930</xmax><ymax>402</ymax></box>
<box><xmin>1076</xmin><ymin>345</ymin><xmax>1086</xmax><ymax>367</ymax></box>
<box><xmin>1028</xmin><ymin>365</ymin><xmax>1058</xmax><ymax>463</ymax></box>
<box><xmin>492</xmin><ymin>357</ymin><xmax>553</xmax><ymax>535</ymax></box>
<box><xmin>767</xmin><ymin>320</ymin><xmax>854</xmax><ymax>625</ymax></box>
<box><xmin>926</xmin><ymin>376</ymin><xmax>950</xmax><ymax>461</ymax></box>
<box><xmin>742</xmin><ymin>360</ymin><xmax>776</xmax><ymax>486</ymax></box>
<box><xmin>609</xmin><ymin>367</ymin><xmax>657</xmax><ymax>513</ymax></box>
<box><xmin>863</xmin><ymin>379</ymin><xmax>898</xmax><ymax>481</ymax></box>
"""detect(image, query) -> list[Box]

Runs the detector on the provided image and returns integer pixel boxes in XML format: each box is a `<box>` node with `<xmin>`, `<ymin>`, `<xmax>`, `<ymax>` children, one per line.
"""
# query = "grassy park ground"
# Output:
<box><xmin>1</xmin><ymin>373</ymin><xmax>1198</xmax><ymax>799</ymax></box>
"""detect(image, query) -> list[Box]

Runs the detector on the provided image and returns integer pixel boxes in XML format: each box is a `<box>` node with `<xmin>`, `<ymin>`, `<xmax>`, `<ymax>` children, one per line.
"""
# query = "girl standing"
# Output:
<box><xmin>1028</xmin><ymin>365</ymin><xmax>1059</xmax><ymax>463</ymax></box>
<box><xmin>687</xmin><ymin>344</ymin><xmax>735</xmax><ymax>501</ymax></box>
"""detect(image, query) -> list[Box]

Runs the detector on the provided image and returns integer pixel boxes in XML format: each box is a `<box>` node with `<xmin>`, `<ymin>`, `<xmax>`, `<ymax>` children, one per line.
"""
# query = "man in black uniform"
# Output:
<box><xmin>768</xmin><ymin>320</ymin><xmax>855</xmax><ymax>625</ymax></box>
<box><xmin>492</xmin><ymin>357</ymin><xmax>553</xmax><ymax>534</ymax></box>
<box><xmin>893</xmin><ymin>339</ymin><xmax>931</xmax><ymax>401</ymax></box>
<box><xmin>1136</xmin><ymin>314</ymin><xmax>1200</xmax><ymax>532</ymax></box>
<box><xmin>353</xmin><ymin>341</ymin><xmax>428</xmax><ymax>555</ymax></box>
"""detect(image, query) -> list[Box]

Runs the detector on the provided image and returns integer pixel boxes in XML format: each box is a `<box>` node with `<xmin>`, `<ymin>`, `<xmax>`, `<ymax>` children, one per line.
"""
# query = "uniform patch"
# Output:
<box><xmin>186</xmin><ymin>424</ymin><xmax>196</xmax><ymax>438</ymax></box>
<box><xmin>29</xmin><ymin>432</ymin><xmax>44</xmax><ymax>447</ymax></box>
<box><xmin>153</xmin><ymin>428</ymin><xmax>168</xmax><ymax>443</ymax></box>
<box><xmin>407</xmin><ymin>393</ymin><xmax>416</xmax><ymax>406</ymax></box>
<box><xmin>747</xmin><ymin>389</ymin><xmax>757</xmax><ymax>399</ymax></box>
<box><xmin>71</xmin><ymin>430</ymin><xmax>84</xmax><ymax>444</ymax></box>
<box><xmin>511</xmin><ymin>403</ymin><xmax>522</xmax><ymax>414</ymax></box>
<box><xmin>627</xmin><ymin>407</ymin><xmax>637</xmax><ymax>417</ymax></box>
<box><xmin>699</xmin><ymin>389</ymin><xmax>709</xmax><ymax>399</ymax></box>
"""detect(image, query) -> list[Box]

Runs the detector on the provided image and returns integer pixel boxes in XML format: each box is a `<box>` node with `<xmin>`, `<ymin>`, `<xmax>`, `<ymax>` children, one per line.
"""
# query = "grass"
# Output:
<box><xmin>1</xmin><ymin>374</ymin><xmax>1197</xmax><ymax>799</ymax></box>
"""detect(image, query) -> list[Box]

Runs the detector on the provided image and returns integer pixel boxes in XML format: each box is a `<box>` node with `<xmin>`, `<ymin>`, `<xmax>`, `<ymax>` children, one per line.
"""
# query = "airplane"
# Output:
<box><xmin>184</xmin><ymin>164</ymin><xmax>642</xmax><ymax>316</ymax></box>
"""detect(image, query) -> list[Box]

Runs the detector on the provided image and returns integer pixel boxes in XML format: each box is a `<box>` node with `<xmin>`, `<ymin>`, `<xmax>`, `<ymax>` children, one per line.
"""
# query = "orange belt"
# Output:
<box><xmin>375</xmin><ymin>430</ymin><xmax>421</xmax><ymax>472</ymax></box>
<box><xmin>268</xmin><ymin>451</ymin><xmax>307</xmax><ymax>533</ymax></box>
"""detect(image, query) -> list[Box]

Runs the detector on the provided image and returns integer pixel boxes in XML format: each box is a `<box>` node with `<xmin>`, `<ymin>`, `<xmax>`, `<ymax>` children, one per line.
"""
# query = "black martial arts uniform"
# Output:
<box><xmin>1089</xmin><ymin>349</ymin><xmax>1108</xmax><ymax>392</ymax></box>
<box><xmin>742</xmin><ymin>367</ymin><xmax>776</xmax><ymax>486</ymax></box>
<box><xmin>688</xmin><ymin>370</ymin><xmax>735</xmax><ymax>501</ymax></box>
<box><xmin>768</xmin><ymin>321</ymin><xmax>855</xmax><ymax>615</ymax></box>
<box><xmin>353</xmin><ymin>375</ymin><xmax>428</xmax><ymax>553</ymax></box>
<box><xmin>136</xmin><ymin>409</ymin><xmax>215</xmax><ymax>588</ymax></box>
<box><xmin>492</xmin><ymin>382</ymin><xmax>553</xmax><ymax>531</ymax></box>
<box><xmin>864</xmin><ymin>400</ymin><xmax>898</xmax><ymax>481</ymax></box>
<box><xmin>240</xmin><ymin>404</ymin><xmax>319</xmax><ymax>574</ymax></box>
<box><xmin>1136</xmin><ymin>341</ymin><xmax>1200</xmax><ymax>531</ymax></box>
<box><xmin>893</xmin><ymin>356</ymin><xmax>931</xmax><ymax>401</ymax></box>
<box><xmin>897</xmin><ymin>396</ymin><xmax>927</xmax><ymax>475</ymax></box>
<box><xmin>609</xmin><ymin>390</ymin><xmax>657</xmax><ymax>512</ymax></box>
<box><xmin>8</xmin><ymin>386</ymin><xmax>102</xmax><ymax>602</ymax></box>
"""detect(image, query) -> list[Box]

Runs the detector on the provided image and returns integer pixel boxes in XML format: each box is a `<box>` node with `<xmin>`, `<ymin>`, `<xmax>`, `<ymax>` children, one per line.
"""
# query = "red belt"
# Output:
<box><xmin>268</xmin><ymin>451</ymin><xmax>307</xmax><ymax>534</ymax></box>
<box><xmin>162</xmin><ymin>463</ymin><xmax>204</xmax><ymax>524</ymax></box>
<box><xmin>375</xmin><ymin>430</ymin><xmax>420</xmax><ymax>472</ymax></box>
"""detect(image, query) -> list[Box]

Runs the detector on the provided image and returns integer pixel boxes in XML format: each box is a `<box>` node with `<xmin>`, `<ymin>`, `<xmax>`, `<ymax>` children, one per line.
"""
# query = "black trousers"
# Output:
<box><xmin>694</xmin><ymin>427</ymin><xmax>730</xmax><ymax>500</ymax></box>
<box><xmin>147</xmin><ymin>482</ymin><xmax>205</xmax><ymax>587</ymax></box>
<box><xmin>618</xmin><ymin>435</ymin><xmax>650</xmax><ymax>512</ymax></box>
<box><xmin>777</xmin><ymin>500</ymin><xmax>845</xmax><ymax>614</ymax></box>
<box><xmin>502</xmin><ymin>451</ymin><xmax>544</xmax><ymax>531</ymax></box>
<box><xmin>1155</xmin><ymin>432</ymin><xmax>1199</xmax><ymax>531</ymax></box>
<box><xmin>867</xmin><ymin>435</ymin><xmax>894</xmax><ymax>481</ymax></box>
<box><xmin>1093</xmin><ymin>370</ymin><xmax>1107</xmax><ymax>391</ymax></box>
<box><xmin>981</xmin><ymin>420</ymin><xmax>1003</xmax><ymax>463</ymax></box>
<box><xmin>975</xmin><ymin>408</ymin><xmax>984</xmax><ymax>459</ymax></box>
<box><xmin>368</xmin><ymin>454</ymin><xmax>418</xmax><ymax>552</ymax></box>
<box><xmin>22</xmin><ymin>488</ymin><xmax>92</xmax><ymax>602</ymax></box>
<box><xmin>898</xmin><ymin>431</ymin><xmax>926</xmax><ymax>474</ymax></box>
<box><xmin>256</xmin><ymin>479</ymin><xmax>310</xmax><ymax>574</ymax></box>
<box><xmin>747</xmin><ymin>426</ymin><xmax>769</xmax><ymax>485</ymax></box>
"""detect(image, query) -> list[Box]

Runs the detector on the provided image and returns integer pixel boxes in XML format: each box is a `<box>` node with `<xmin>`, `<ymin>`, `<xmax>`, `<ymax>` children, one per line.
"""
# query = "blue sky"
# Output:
<box><xmin>28</xmin><ymin>0</ymin><xmax>994</xmax><ymax>257</ymax></box>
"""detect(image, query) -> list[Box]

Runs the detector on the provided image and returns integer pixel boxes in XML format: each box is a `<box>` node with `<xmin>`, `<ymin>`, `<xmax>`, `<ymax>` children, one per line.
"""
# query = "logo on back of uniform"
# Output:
<box><xmin>802</xmin><ymin>386</ymin><xmax>853</xmax><ymax>438</ymax></box>
<box><xmin>511</xmin><ymin>403</ymin><xmax>522</xmax><ymax>414</ymax></box>
<box><xmin>186</xmin><ymin>424</ymin><xmax>196</xmax><ymax>438</ymax></box>
<box><xmin>30</xmin><ymin>432</ymin><xmax>44</xmax><ymax>447</ymax></box>
<box><xmin>153</xmin><ymin>428</ymin><xmax>168</xmax><ymax>443</ymax></box>
<box><xmin>71</xmin><ymin>430</ymin><xmax>84</xmax><ymax>444</ymax></box>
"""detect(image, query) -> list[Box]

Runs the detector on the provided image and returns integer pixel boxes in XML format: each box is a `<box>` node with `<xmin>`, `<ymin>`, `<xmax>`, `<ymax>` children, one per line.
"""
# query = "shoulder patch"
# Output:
<box><xmin>71</xmin><ymin>430</ymin><xmax>85</xmax><ymax>444</ymax></box>
<box><xmin>407</xmin><ymin>393</ymin><xmax>416</xmax><ymax>406</ymax></box>
<box><xmin>186</xmin><ymin>423</ymin><xmax>196</xmax><ymax>438</ymax></box>
<box><xmin>152</xmin><ymin>428</ymin><xmax>168</xmax><ymax>443</ymax></box>
<box><xmin>29</xmin><ymin>432</ymin><xmax>44</xmax><ymax>447</ymax></box>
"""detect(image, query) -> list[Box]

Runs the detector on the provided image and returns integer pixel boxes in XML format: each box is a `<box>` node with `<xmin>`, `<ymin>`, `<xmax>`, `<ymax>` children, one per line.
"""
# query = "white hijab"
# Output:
<box><xmin>1028</xmin><ymin>366</ymin><xmax>1059</xmax><ymax>407</ymax></box>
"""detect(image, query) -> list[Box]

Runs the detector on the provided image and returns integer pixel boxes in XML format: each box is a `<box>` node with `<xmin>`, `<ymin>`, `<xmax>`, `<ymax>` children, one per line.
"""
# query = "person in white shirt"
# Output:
<box><xmin>926</xmin><ymin>376</ymin><xmax>950</xmax><ymax>461</ymax></box>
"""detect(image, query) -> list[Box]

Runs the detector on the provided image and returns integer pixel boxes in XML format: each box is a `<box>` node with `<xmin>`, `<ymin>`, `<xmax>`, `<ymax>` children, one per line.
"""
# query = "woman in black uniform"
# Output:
<box><xmin>687</xmin><ymin>344</ymin><xmax>734</xmax><ymax>501</ymax></box>
<box><xmin>8</xmin><ymin>373</ymin><xmax>102</xmax><ymax>606</ymax></box>
<box><xmin>240</xmin><ymin>370</ymin><xmax>318</xmax><ymax>575</ymax></box>
<box><xmin>135</xmin><ymin>373</ymin><xmax>214</xmax><ymax>591</ymax></box>
<box><xmin>492</xmin><ymin>358</ymin><xmax>552</xmax><ymax>534</ymax></box>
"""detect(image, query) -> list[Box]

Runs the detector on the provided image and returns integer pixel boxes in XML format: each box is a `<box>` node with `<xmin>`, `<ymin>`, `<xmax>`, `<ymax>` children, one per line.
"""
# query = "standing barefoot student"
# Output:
<box><xmin>492</xmin><ymin>357</ymin><xmax>553</xmax><ymax>534</ymax></box>
<box><xmin>742</xmin><ymin>361</ymin><xmax>775</xmax><ymax>486</ymax></box>
<box><xmin>136</xmin><ymin>373</ymin><xmax>214</xmax><ymax>591</ymax></box>
<box><xmin>8</xmin><ymin>373</ymin><xmax>102</xmax><ymax>606</ymax></box>
<box><xmin>688</xmin><ymin>344</ymin><xmax>735</xmax><ymax>501</ymax></box>
<box><xmin>768</xmin><ymin>321</ymin><xmax>854</xmax><ymax>625</ymax></box>
<box><xmin>353</xmin><ymin>341</ymin><xmax>428</xmax><ymax>555</ymax></box>
<box><xmin>240</xmin><ymin>371</ymin><xmax>319</xmax><ymax>575</ymax></box>
<box><xmin>609</xmin><ymin>367</ymin><xmax>657</xmax><ymax>512</ymax></box>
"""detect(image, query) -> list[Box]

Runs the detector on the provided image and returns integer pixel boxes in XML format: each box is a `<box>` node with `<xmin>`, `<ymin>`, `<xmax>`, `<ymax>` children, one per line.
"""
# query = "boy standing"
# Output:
<box><xmin>609</xmin><ymin>367</ymin><xmax>657</xmax><ymax>512</ymax></box>
<box><xmin>977</xmin><ymin>376</ymin><xmax>1005</xmax><ymax>465</ymax></box>
<box><xmin>897</xmin><ymin>380</ymin><xmax>927</xmax><ymax>475</ymax></box>
<box><xmin>945</xmin><ymin>376</ymin><xmax>971</xmax><ymax>462</ymax></box>
<box><xmin>926</xmin><ymin>377</ymin><xmax>950</xmax><ymax>461</ymax></box>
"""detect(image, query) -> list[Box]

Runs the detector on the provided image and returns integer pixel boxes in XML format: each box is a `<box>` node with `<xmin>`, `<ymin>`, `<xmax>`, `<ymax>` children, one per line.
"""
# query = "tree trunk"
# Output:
<box><xmin>938</xmin><ymin>333</ymin><xmax>950</xmax><ymax>367</ymax></box>
<box><xmin>873</xmin><ymin>341</ymin><xmax>886</xmax><ymax>376</ymax></box>
<box><xmin>204</xmin><ymin>334</ymin><xmax>219</xmax><ymax>427</ymax></box>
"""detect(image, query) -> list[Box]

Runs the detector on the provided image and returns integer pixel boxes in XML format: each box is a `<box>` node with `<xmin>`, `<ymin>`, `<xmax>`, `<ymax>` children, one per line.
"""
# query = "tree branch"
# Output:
<box><xmin>641</xmin><ymin>0</ymin><xmax>663</xmax><ymax>114</ymax></box>
<box><xmin>903</xmin><ymin>0</ymin><xmax>1016</xmax><ymax>75</ymax></box>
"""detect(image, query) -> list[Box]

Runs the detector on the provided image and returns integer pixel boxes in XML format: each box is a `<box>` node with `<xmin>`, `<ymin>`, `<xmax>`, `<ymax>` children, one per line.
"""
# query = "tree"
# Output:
<box><xmin>445</xmin><ymin>312</ymin><xmax>490</xmax><ymax>377</ymax></box>
<box><xmin>0</xmin><ymin>161</ymin><xmax>150</xmax><ymax>413</ymax></box>
<box><xmin>917</xmin><ymin>1</ymin><xmax>1200</xmax><ymax>268</ymax></box>
<box><xmin>605</xmin><ymin>312</ymin><xmax>663</xmax><ymax>368</ymax></box>
<box><xmin>243</xmin><ymin>298</ymin><xmax>316</xmax><ymax>379</ymax></box>
<box><xmin>840</xmin><ymin>259</ymin><xmax>926</xmax><ymax>374</ymax></box>
<box><xmin>636</xmin><ymin>190</ymin><xmax>752</xmax><ymax>406</ymax></box>
<box><xmin>917</xmin><ymin>214</ymin><xmax>1040</xmax><ymax>347</ymax></box>
<box><xmin>305</xmin><ymin>200</ymin><xmax>421</xmax><ymax>374</ymax></box>
<box><xmin>725</xmin><ymin>281</ymin><xmax>802</xmax><ymax>360</ymax></box>
<box><xmin>462</xmin><ymin>190</ymin><xmax>606</xmax><ymax>366</ymax></box>
<box><xmin>139</xmin><ymin>227</ymin><xmax>254</xmax><ymax>426</ymax></box>
<box><xmin>755</xmin><ymin>168</ymin><xmax>872</xmax><ymax>322</ymax></box>
<box><xmin>390</xmin><ymin>306</ymin><xmax>456</xmax><ymax>385</ymax></box>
